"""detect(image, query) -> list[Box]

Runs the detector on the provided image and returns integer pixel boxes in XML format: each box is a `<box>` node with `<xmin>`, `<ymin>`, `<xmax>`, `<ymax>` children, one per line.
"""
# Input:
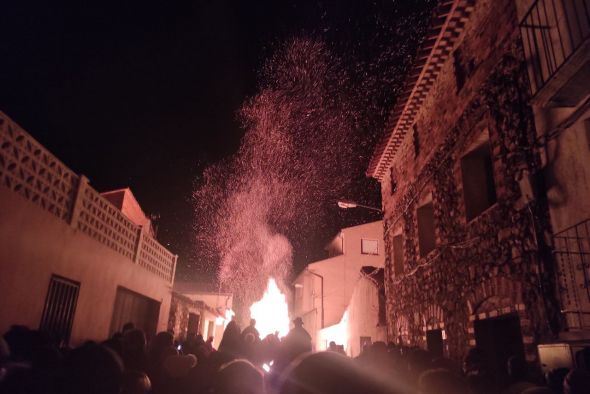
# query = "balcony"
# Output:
<box><xmin>0</xmin><ymin>111</ymin><xmax>177</xmax><ymax>284</ymax></box>
<box><xmin>520</xmin><ymin>0</ymin><xmax>590</xmax><ymax>106</ymax></box>
<box><xmin>553</xmin><ymin>218</ymin><xmax>590</xmax><ymax>331</ymax></box>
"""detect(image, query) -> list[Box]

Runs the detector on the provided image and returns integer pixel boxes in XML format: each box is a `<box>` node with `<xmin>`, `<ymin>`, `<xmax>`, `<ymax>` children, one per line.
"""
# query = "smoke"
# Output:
<box><xmin>193</xmin><ymin>38</ymin><xmax>368</xmax><ymax>308</ymax></box>
<box><xmin>192</xmin><ymin>1</ymin><xmax>437</xmax><ymax>311</ymax></box>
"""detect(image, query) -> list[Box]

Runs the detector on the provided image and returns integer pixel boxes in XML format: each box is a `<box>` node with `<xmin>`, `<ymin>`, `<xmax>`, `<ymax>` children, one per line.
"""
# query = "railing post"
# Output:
<box><xmin>69</xmin><ymin>175</ymin><xmax>88</xmax><ymax>228</ymax></box>
<box><xmin>134</xmin><ymin>226</ymin><xmax>145</xmax><ymax>264</ymax></box>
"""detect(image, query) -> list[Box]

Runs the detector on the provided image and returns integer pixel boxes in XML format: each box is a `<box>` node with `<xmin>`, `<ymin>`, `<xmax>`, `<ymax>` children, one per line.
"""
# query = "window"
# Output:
<box><xmin>392</xmin><ymin>234</ymin><xmax>404</xmax><ymax>276</ymax></box>
<box><xmin>389</xmin><ymin>167</ymin><xmax>397</xmax><ymax>195</ymax></box>
<box><xmin>39</xmin><ymin>275</ymin><xmax>80</xmax><ymax>345</ymax></box>
<box><xmin>361</xmin><ymin>239</ymin><xmax>379</xmax><ymax>255</ymax></box>
<box><xmin>461</xmin><ymin>141</ymin><xmax>497</xmax><ymax>220</ymax></box>
<box><xmin>413</xmin><ymin>124</ymin><xmax>420</xmax><ymax>157</ymax></box>
<box><xmin>453</xmin><ymin>48</ymin><xmax>466</xmax><ymax>92</ymax></box>
<box><xmin>417</xmin><ymin>202</ymin><xmax>436</xmax><ymax>257</ymax></box>
<box><xmin>188</xmin><ymin>313</ymin><xmax>200</xmax><ymax>335</ymax></box>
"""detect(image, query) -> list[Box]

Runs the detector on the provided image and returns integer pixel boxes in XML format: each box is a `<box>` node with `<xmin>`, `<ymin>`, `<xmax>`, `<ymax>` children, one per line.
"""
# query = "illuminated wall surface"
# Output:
<box><xmin>0</xmin><ymin>112</ymin><xmax>176</xmax><ymax>344</ymax></box>
<box><xmin>293</xmin><ymin>220</ymin><xmax>386</xmax><ymax>357</ymax></box>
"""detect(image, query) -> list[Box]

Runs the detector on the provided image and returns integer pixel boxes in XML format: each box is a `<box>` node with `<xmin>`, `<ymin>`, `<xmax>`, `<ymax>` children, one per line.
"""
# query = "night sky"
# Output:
<box><xmin>1</xmin><ymin>0</ymin><xmax>435</xmax><ymax>283</ymax></box>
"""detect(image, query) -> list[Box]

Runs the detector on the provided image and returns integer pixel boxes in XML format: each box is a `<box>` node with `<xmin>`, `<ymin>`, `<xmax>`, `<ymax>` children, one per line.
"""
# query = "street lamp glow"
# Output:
<box><xmin>337</xmin><ymin>200</ymin><xmax>358</xmax><ymax>209</ymax></box>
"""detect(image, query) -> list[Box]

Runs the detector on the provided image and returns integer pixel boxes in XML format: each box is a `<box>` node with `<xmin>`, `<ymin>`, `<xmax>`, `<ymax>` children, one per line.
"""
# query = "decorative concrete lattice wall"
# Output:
<box><xmin>0</xmin><ymin>111</ymin><xmax>177</xmax><ymax>284</ymax></box>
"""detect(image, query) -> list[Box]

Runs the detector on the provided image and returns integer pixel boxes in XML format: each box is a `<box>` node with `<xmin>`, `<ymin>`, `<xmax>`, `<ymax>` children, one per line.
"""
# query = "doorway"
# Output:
<box><xmin>110</xmin><ymin>287</ymin><xmax>160</xmax><ymax>338</ymax></box>
<box><xmin>474</xmin><ymin>313</ymin><xmax>525</xmax><ymax>385</ymax></box>
<box><xmin>188</xmin><ymin>313</ymin><xmax>200</xmax><ymax>336</ymax></box>
<box><xmin>426</xmin><ymin>329</ymin><xmax>444</xmax><ymax>358</ymax></box>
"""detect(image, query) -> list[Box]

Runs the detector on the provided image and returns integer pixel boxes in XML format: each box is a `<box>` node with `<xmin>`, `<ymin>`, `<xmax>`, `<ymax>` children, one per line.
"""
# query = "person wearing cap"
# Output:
<box><xmin>284</xmin><ymin>317</ymin><xmax>312</xmax><ymax>359</ymax></box>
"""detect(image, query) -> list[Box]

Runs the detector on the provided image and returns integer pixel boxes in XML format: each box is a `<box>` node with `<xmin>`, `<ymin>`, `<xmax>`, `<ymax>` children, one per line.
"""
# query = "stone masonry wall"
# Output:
<box><xmin>380</xmin><ymin>0</ymin><xmax>559</xmax><ymax>362</ymax></box>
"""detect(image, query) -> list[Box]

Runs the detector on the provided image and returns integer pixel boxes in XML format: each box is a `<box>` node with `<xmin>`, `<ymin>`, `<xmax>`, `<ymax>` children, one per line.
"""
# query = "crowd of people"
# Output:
<box><xmin>1</xmin><ymin>317</ymin><xmax>589</xmax><ymax>394</ymax></box>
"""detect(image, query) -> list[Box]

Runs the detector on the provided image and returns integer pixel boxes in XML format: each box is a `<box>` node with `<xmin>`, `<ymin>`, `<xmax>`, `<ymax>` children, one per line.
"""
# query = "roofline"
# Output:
<box><xmin>100</xmin><ymin>187</ymin><xmax>130</xmax><ymax>195</ymax></box>
<box><xmin>367</xmin><ymin>0</ymin><xmax>474</xmax><ymax>180</ymax></box>
<box><xmin>173</xmin><ymin>288</ymin><xmax>233</xmax><ymax>296</ymax></box>
<box><xmin>100</xmin><ymin>187</ymin><xmax>150</xmax><ymax>222</ymax></box>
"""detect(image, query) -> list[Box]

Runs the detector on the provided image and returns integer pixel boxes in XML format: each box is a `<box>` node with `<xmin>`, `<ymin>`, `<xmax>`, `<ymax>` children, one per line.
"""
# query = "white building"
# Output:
<box><xmin>0</xmin><ymin>111</ymin><xmax>177</xmax><ymax>345</ymax></box>
<box><xmin>292</xmin><ymin>221</ymin><xmax>386</xmax><ymax>357</ymax></box>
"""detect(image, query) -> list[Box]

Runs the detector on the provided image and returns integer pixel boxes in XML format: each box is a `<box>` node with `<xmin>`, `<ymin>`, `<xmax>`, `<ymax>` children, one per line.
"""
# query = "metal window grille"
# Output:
<box><xmin>39</xmin><ymin>275</ymin><xmax>80</xmax><ymax>345</ymax></box>
<box><xmin>520</xmin><ymin>0</ymin><xmax>590</xmax><ymax>95</ymax></box>
<box><xmin>554</xmin><ymin>219</ymin><xmax>590</xmax><ymax>330</ymax></box>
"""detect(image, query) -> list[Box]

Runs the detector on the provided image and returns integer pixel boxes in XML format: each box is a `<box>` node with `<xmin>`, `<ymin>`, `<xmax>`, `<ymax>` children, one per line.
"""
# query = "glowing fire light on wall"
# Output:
<box><xmin>319</xmin><ymin>310</ymin><xmax>349</xmax><ymax>353</ymax></box>
<box><xmin>250</xmin><ymin>278</ymin><xmax>290</xmax><ymax>338</ymax></box>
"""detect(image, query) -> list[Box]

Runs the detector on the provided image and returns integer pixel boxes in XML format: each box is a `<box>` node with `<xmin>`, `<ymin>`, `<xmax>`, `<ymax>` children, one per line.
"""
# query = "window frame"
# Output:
<box><xmin>460</xmin><ymin>134</ymin><xmax>497</xmax><ymax>222</ymax></box>
<box><xmin>360</xmin><ymin>238</ymin><xmax>379</xmax><ymax>255</ymax></box>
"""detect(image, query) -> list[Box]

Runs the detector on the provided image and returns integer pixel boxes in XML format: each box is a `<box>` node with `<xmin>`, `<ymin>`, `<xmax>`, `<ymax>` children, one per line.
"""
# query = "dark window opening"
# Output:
<box><xmin>426</xmin><ymin>329</ymin><xmax>444</xmax><ymax>358</ymax></box>
<box><xmin>454</xmin><ymin>49</ymin><xmax>466</xmax><ymax>92</ymax></box>
<box><xmin>390</xmin><ymin>167</ymin><xmax>398</xmax><ymax>195</ymax></box>
<box><xmin>39</xmin><ymin>275</ymin><xmax>80</xmax><ymax>345</ymax></box>
<box><xmin>417</xmin><ymin>202</ymin><xmax>436</xmax><ymax>257</ymax></box>
<box><xmin>393</xmin><ymin>235</ymin><xmax>404</xmax><ymax>276</ymax></box>
<box><xmin>413</xmin><ymin>124</ymin><xmax>420</xmax><ymax>157</ymax></box>
<box><xmin>188</xmin><ymin>313</ymin><xmax>200</xmax><ymax>336</ymax></box>
<box><xmin>461</xmin><ymin>142</ymin><xmax>497</xmax><ymax>221</ymax></box>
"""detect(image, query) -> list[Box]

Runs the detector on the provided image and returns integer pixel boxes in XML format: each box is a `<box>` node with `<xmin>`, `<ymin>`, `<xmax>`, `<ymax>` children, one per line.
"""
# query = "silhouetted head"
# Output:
<box><xmin>279</xmin><ymin>351</ymin><xmax>399</xmax><ymax>394</ymax></box>
<box><xmin>545</xmin><ymin>367</ymin><xmax>569</xmax><ymax>394</ymax></box>
<box><xmin>122</xmin><ymin>322</ymin><xmax>135</xmax><ymax>334</ymax></box>
<box><xmin>564</xmin><ymin>369</ymin><xmax>590</xmax><ymax>394</ymax></box>
<box><xmin>122</xmin><ymin>370</ymin><xmax>151</xmax><ymax>394</ymax></box>
<box><xmin>162</xmin><ymin>353</ymin><xmax>197</xmax><ymax>378</ymax></box>
<box><xmin>463</xmin><ymin>347</ymin><xmax>488</xmax><ymax>375</ymax></box>
<box><xmin>150</xmin><ymin>331</ymin><xmax>174</xmax><ymax>359</ymax></box>
<box><xmin>419</xmin><ymin>368</ymin><xmax>468</xmax><ymax>394</ymax></box>
<box><xmin>62</xmin><ymin>342</ymin><xmax>124</xmax><ymax>394</ymax></box>
<box><xmin>123</xmin><ymin>329</ymin><xmax>146</xmax><ymax>354</ymax></box>
<box><xmin>292</xmin><ymin>318</ymin><xmax>304</xmax><ymax>327</ymax></box>
<box><xmin>214</xmin><ymin>359</ymin><xmax>264</xmax><ymax>394</ymax></box>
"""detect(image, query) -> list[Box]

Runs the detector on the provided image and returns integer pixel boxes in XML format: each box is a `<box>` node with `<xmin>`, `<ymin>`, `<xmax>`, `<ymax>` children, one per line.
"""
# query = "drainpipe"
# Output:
<box><xmin>306</xmin><ymin>268</ymin><xmax>324</xmax><ymax>329</ymax></box>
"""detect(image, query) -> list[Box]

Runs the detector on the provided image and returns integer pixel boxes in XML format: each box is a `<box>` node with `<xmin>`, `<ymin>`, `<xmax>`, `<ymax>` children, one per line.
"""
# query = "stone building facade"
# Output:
<box><xmin>367</xmin><ymin>0</ymin><xmax>564</xmax><ymax>374</ymax></box>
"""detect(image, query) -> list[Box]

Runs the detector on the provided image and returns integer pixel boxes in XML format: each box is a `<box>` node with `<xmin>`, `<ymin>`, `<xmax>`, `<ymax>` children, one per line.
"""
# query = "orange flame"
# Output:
<box><xmin>250</xmin><ymin>278</ymin><xmax>290</xmax><ymax>338</ymax></box>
